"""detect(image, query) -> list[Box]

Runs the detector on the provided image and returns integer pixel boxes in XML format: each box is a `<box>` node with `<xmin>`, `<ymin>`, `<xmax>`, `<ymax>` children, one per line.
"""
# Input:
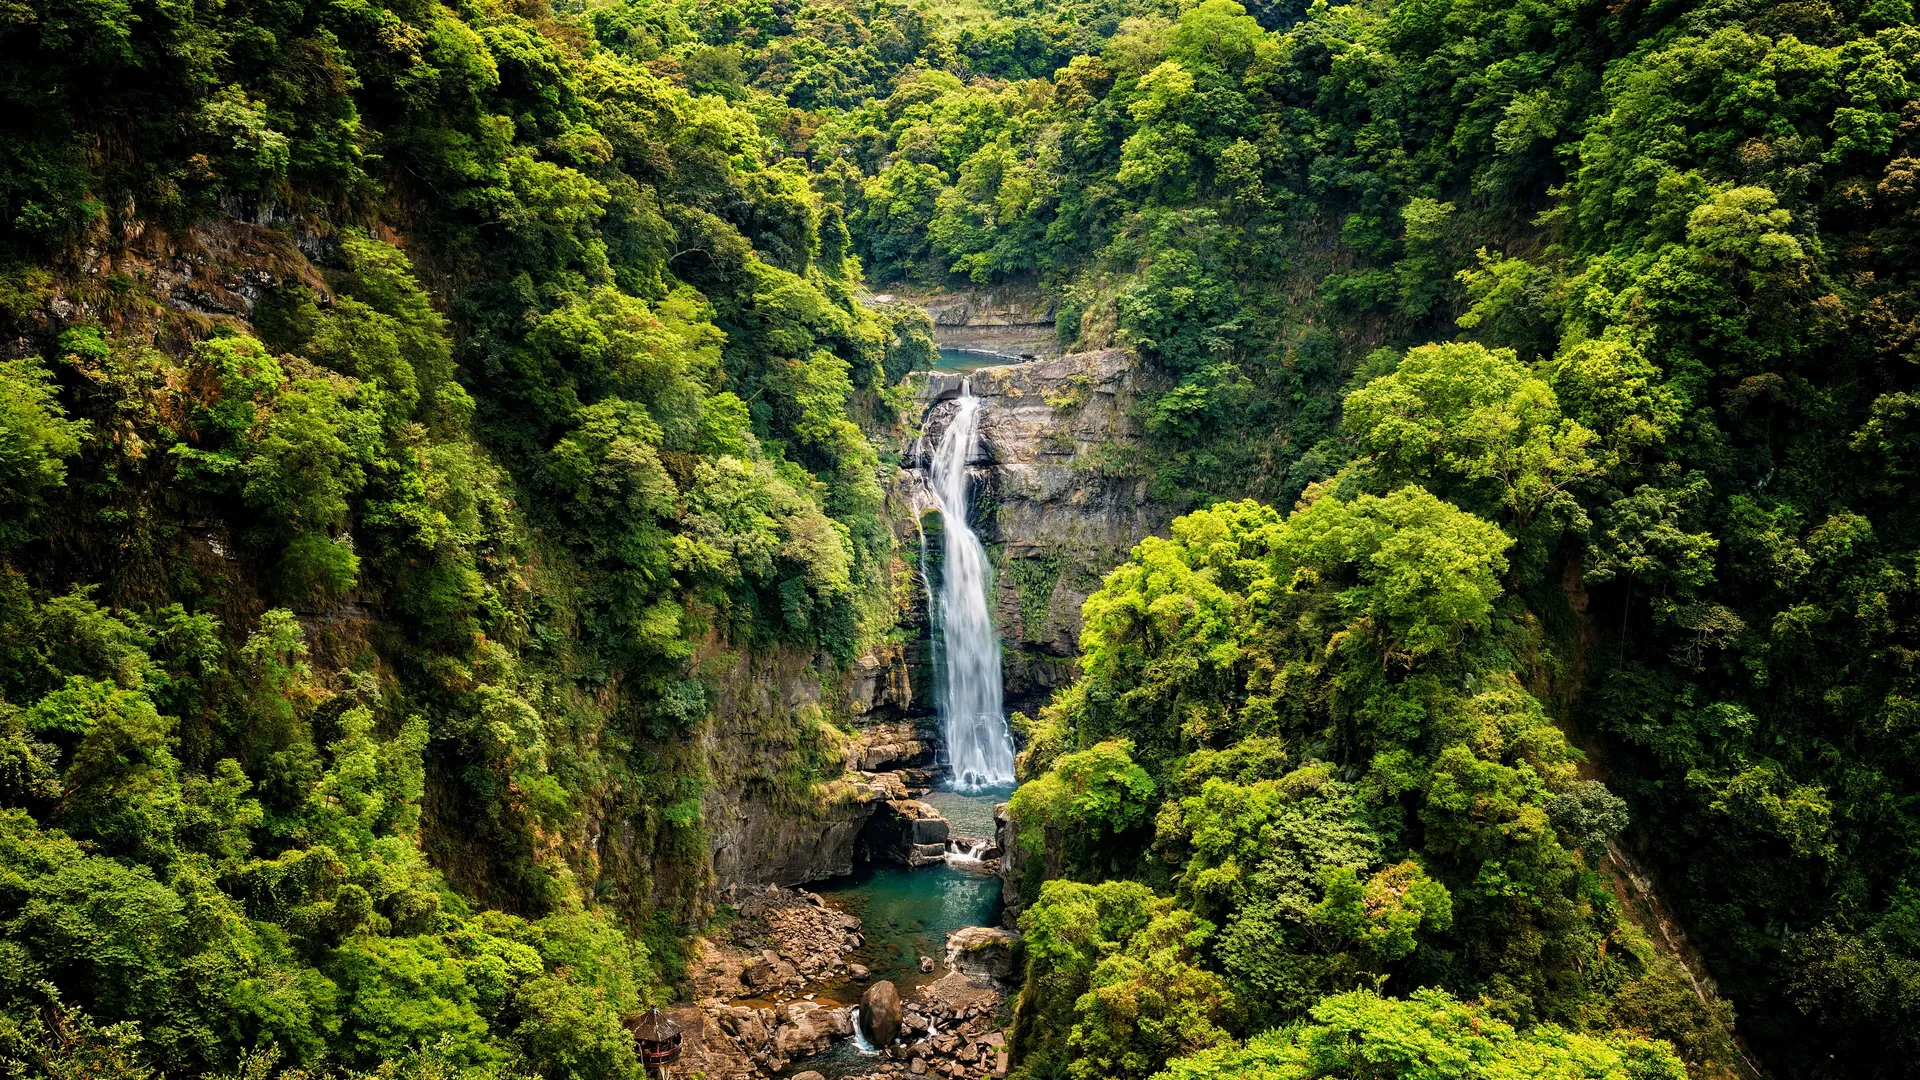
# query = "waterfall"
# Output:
<box><xmin>926</xmin><ymin>380</ymin><xmax>1016</xmax><ymax>791</ymax></box>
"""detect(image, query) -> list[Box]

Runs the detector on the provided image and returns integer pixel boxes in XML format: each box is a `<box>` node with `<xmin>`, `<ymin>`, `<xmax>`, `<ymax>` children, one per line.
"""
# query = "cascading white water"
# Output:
<box><xmin>927</xmin><ymin>381</ymin><xmax>1016</xmax><ymax>791</ymax></box>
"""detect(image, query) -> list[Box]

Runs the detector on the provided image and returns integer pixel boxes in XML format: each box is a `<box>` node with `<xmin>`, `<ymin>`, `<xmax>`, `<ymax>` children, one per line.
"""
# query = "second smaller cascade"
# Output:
<box><xmin>928</xmin><ymin>379</ymin><xmax>1016</xmax><ymax>791</ymax></box>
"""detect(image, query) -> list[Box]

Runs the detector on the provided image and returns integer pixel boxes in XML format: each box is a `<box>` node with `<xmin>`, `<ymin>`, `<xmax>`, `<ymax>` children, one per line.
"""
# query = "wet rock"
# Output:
<box><xmin>946</xmin><ymin>926</ymin><xmax>1021</xmax><ymax>986</ymax></box>
<box><xmin>828</xmin><ymin>1005</ymin><xmax>857</xmax><ymax>1036</ymax></box>
<box><xmin>919</xmin><ymin>954</ymin><xmax>936</xmax><ymax>973</ymax></box>
<box><xmin>862</xmin><ymin>979</ymin><xmax>904</xmax><ymax>1046</ymax></box>
<box><xmin>794</xmin><ymin>1072</ymin><xmax>827</xmax><ymax>1080</ymax></box>
<box><xmin>849</xmin><ymin>963</ymin><xmax>871</xmax><ymax>980</ymax></box>
<box><xmin>860</xmin><ymin>800</ymin><xmax>952</xmax><ymax>867</ymax></box>
<box><xmin>775</xmin><ymin>1009</ymin><xmax>834</xmax><ymax>1058</ymax></box>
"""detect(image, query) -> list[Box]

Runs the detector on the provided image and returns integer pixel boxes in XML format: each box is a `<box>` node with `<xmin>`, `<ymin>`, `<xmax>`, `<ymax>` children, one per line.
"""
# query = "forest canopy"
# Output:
<box><xmin>4</xmin><ymin>0</ymin><xmax>1919</xmax><ymax>1074</ymax></box>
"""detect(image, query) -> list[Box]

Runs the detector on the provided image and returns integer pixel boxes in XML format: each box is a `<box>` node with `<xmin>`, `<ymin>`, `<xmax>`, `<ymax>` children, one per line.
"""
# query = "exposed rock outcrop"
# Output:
<box><xmin>860</xmin><ymin>799</ymin><xmax>952</xmax><ymax>867</ymax></box>
<box><xmin>685</xmin><ymin>638</ymin><xmax>936</xmax><ymax>892</ymax></box>
<box><xmin>945</xmin><ymin>926</ymin><xmax>1022</xmax><ymax>987</ymax></box>
<box><xmin>664</xmin><ymin>1005</ymin><xmax>762</xmax><ymax>1079</ymax></box>
<box><xmin>993</xmin><ymin>801</ymin><xmax>1028</xmax><ymax>930</ymax></box>
<box><xmin>850</xmin><ymin>641</ymin><xmax>917</xmax><ymax>718</ymax></box>
<box><xmin>873</xmin><ymin>284</ymin><xmax>1060</xmax><ymax>358</ymax></box>
<box><xmin>856</xmin><ymin>719</ymin><xmax>934</xmax><ymax>772</ymax></box>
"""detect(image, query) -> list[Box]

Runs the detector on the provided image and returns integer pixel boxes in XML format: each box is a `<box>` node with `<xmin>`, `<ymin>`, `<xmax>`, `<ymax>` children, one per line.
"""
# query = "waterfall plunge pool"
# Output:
<box><xmin>781</xmin><ymin>787</ymin><xmax>1009</xmax><ymax>1079</ymax></box>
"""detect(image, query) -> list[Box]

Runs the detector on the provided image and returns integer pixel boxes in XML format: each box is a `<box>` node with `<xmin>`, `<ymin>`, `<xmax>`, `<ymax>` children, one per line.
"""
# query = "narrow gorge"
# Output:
<box><xmin>670</xmin><ymin>308</ymin><xmax>1171</xmax><ymax>1079</ymax></box>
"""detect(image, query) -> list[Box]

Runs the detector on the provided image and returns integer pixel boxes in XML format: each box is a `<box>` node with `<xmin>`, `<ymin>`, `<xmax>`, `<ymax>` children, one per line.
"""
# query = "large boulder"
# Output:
<box><xmin>860</xmin><ymin>979</ymin><xmax>904</xmax><ymax>1046</ymax></box>
<box><xmin>946</xmin><ymin>926</ymin><xmax>1022</xmax><ymax>986</ymax></box>
<box><xmin>774</xmin><ymin>1007</ymin><xmax>834</xmax><ymax>1058</ymax></box>
<box><xmin>858</xmin><ymin>800</ymin><xmax>951</xmax><ymax>867</ymax></box>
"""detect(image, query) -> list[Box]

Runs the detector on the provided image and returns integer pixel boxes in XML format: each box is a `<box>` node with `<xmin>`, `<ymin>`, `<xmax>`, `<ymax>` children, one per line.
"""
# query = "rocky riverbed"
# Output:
<box><xmin>676</xmin><ymin>790</ymin><xmax>1021</xmax><ymax>1080</ymax></box>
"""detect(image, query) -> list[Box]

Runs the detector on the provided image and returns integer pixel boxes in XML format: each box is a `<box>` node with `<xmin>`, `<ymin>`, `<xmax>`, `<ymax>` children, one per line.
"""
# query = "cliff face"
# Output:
<box><xmin>13</xmin><ymin>215</ymin><xmax>954</xmax><ymax>917</ymax></box>
<box><xmin>695</xmin><ymin>641</ymin><xmax>927</xmax><ymax>892</ymax></box>
<box><xmin>15</xmin><ymin>216</ymin><xmax>1153</xmax><ymax>911</ymax></box>
<box><xmin>571</xmin><ymin>343</ymin><xmax>1174</xmax><ymax>906</ymax></box>
<box><xmin>873</xmin><ymin>284</ymin><xmax>1061</xmax><ymax>358</ymax></box>
<box><xmin>917</xmin><ymin>349</ymin><xmax>1170</xmax><ymax>710</ymax></box>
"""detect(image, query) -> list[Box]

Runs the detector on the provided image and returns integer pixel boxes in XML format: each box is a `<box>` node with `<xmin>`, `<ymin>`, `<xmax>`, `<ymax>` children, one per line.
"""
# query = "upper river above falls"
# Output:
<box><xmin>930</xmin><ymin>347</ymin><xmax>1015</xmax><ymax>373</ymax></box>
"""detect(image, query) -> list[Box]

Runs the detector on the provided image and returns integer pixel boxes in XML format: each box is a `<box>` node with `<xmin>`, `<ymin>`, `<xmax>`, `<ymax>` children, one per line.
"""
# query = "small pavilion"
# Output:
<box><xmin>627</xmin><ymin>1008</ymin><xmax>683</xmax><ymax>1068</ymax></box>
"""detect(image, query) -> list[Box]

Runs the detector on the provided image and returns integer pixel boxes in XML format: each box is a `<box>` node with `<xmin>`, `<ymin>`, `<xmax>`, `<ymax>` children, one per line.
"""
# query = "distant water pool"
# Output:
<box><xmin>921</xmin><ymin>784</ymin><xmax>1010</xmax><ymax>841</ymax></box>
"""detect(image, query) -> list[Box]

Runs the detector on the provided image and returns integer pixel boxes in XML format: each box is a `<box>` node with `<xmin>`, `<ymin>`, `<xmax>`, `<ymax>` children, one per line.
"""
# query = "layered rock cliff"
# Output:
<box><xmin>872</xmin><ymin>284</ymin><xmax>1061</xmax><ymax>358</ymax></box>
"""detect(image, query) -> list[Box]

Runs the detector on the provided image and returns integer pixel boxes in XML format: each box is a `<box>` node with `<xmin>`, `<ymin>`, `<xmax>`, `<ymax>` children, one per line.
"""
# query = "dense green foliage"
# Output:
<box><xmin>577</xmin><ymin>0</ymin><xmax>1920</xmax><ymax>1072</ymax></box>
<box><xmin>0</xmin><ymin>0</ymin><xmax>930</xmax><ymax>1075</ymax></box>
<box><xmin>7</xmin><ymin>0</ymin><xmax>1920</xmax><ymax>1073</ymax></box>
<box><xmin>1152</xmin><ymin>987</ymin><xmax>1691</xmax><ymax>1080</ymax></box>
<box><xmin>1003</xmin><ymin>494</ymin><xmax>1733</xmax><ymax>1078</ymax></box>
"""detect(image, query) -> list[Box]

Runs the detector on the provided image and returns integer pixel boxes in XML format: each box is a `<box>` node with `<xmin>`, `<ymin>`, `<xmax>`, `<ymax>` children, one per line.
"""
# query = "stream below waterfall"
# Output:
<box><xmin>785</xmin><ymin>786</ymin><xmax>1008</xmax><ymax>1079</ymax></box>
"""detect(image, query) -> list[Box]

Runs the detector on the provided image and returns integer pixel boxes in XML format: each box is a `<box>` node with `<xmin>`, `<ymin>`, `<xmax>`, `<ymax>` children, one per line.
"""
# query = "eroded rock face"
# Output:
<box><xmin>850</xmin><ymin>641</ymin><xmax>916</xmax><ymax>719</ymax></box>
<box><xmin>945</xmin><ymin>926</ymin><xmax>1022</xmax><ymax>986</ymax></box>
<box><xmin>874</xmin><ymin>284</ymin><xmax>1060</xmax><ymax>358</ymax></box>
<box><xmin>775</xmin><ymin>1003</ymin><xmax>836</xmax><ymax>1058</ymax></box>
<box><xmin>856</xmin><ymin>719</ymin><xmax>933</xmax><ymax>772</ymax></box>
<box><xmin>861</xmin><ymin>980</ymin><xmax>904</xmax><ymax>1046</ymax></box>
<box><xmin>993</xmin><ymin>802</ymin><xmax>1023</xmax><ymax>930</ymax></box>
<box><xmin>673</xmin><ymin>1006</ymin><xmax>763</xmax><ymax>1078</ymax></box>
<box><xmin>692</xmin><ymin>639</ymin><xmax>927</xmax><ymax>891</ymax></box>
<box><xmin>917</xmin><ymin>349</ymin><xmax>1169</xmax><ymax>709</ymax></box>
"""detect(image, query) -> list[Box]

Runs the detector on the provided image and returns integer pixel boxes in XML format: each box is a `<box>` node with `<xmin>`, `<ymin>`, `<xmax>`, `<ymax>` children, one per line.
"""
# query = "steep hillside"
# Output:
<box><xmin>7</xmin><ymin>0</ymin><xmax>1920</xmax><ymax>1076</ymax></box>
<box><xmin>0</xmin><ymin>2</ymin><xmax>938</xmax><ymax>1075</ymax></box>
